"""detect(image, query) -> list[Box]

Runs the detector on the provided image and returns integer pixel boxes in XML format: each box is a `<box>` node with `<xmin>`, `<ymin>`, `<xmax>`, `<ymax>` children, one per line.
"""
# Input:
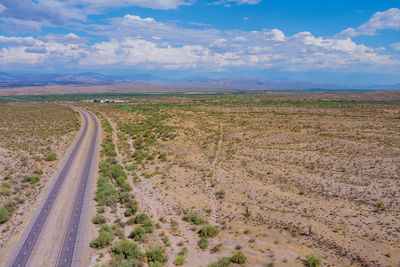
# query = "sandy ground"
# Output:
<box><xmin>0</xmin><ymin>111</ymin><xmax>83</xmax><ymax>267</ymax></box>
<box><xmin>82</xmin><ymin>94</ymin><xmax>400</xmax><ymax>266</ymax></box>
<box><xmin>0</xmin><ymin>108</ymin><xmax>100</xmax><ymax>267</ymax></box>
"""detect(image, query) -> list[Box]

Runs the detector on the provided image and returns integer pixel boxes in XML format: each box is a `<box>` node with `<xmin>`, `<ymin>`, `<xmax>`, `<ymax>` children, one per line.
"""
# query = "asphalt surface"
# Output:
<box><xmin>7</xmin><ymin>107</ymin><xmax>98</xmax><ymax>267</ymax></box>
<box><xmin>57</xmin><ymin>110</ymin><xmax>98</xmax><ymax>267</ymax></box>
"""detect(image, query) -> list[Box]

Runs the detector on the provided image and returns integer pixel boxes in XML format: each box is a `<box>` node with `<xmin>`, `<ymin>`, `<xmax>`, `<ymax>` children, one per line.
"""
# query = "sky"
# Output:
<box><xmin>0</xmin><ymin>0</ymin><xmax>399</xmax><ymax>85</ymax></box>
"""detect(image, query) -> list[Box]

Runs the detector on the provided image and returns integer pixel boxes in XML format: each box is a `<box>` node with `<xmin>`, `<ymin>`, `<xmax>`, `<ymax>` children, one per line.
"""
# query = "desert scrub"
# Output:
<box><xmin>46</xmin><ymin>152</ymin><xmax>57</xmax><ymax>161</ymax></box>
<box><xmin>146</xmin><ymin>246</ymin><xmax>168</xmax><ymax>264</ymax></box>
<box><xmin>4</xmin><ymin>200</ymin><xmax>16</xmax><ymax>213</ymax></box>
<box><xmin>133</xmin><ymin>212</ymin><xmax>150</xmax><ymax>224</ymax></box>
<box><xmin>90</xmin><ymin>225</ymin><xmax>115</xmax><ymax>249</ymax></box>
<box><xmin>129</xmin><ymin>226</ymin><xmax>147</xmax><ymax>242</ymax></box>
<box><xmin>230</xmin><ymin>251</ymin><xmax>248</xmax><ymax>264</ymax></box>
<box><xmin>306</xmin><ymin>254</ymin><xmax>322</xmax><ymax>267</ymax></box>
<box><xmin>199</xmin><ymin>224</ymin><xmax>219</xmax><ymax>238</ymax></box>
<box><xmin>207</xmin><ymin>251</ymin><xmax>248</xmax><ymax>266</ymax></box>
<box><xmin>207</xmin><ymin>258</ymin><xmax>231</xmax><ymax>267</ymax></box>
<box><xmin>215</xmin><ymin>189</ymin><xmax>226</xmax><ymax>199</ymax></box>
<box><xmin>183</xmin><ymin>211</ymin><xmax>206</xmax><ymax>225</ymax></box>
<box><xmin>111</xmin><ymin>239</ymin><xmax>144</xmax><ymax>265</ymax></box>
<box><xmin>174</xmin><ymin>255</ymin><xmax>185</xmax><ymax>266</ymax></box>
<box><xmin>375</xmin><ymin>201</ymin><xmax>387</xmax><ymax>212</ymax></box>
<box><xmin>160</xmin><ymin>233</ymin><xmax>171</xmax><ymax>246</ymax></box>
<box><xmin>198</xmin><ymin>238</ymin><xmax>209</xmax><ymax>249</ymax></box>
<box><xmin>92</xmin><ymin>214</ymin><xmax>107</xmax><ymax>224</ymax></box>
<box><xmin>0</xmin><ymin>207</ymin><xmax>10</xmax><ymax>223</ymax></box>
<box><xmin>124</xmin><ymin>198</ymin><xmax>138</xmax><ymax>217</ymax></box>
<box><xmin>23</xmin><ymin>174</ymin><xmax>40</xmax><ymax>184</ymax></box>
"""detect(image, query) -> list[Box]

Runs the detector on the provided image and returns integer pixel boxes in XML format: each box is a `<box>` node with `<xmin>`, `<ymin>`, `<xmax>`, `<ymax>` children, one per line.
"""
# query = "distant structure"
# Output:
<box><xmin>81</xmin><ymin>99</ymin><xmax>125</xmax><ymax>104</ymax></box>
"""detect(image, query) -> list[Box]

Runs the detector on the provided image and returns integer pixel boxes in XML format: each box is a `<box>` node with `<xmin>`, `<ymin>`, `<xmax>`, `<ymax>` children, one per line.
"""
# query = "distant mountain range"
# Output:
<box><xmin>0</xmin><ymin>72</ymin><xmax>399</xmax><ymax>91</ymax></box>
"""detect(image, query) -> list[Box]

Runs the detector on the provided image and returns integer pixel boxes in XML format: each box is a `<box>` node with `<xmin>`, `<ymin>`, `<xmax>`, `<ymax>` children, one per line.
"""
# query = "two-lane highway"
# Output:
<box><xmin>7</xmin><ymin>107</ymin><xmax>99</xmax><ymax>267</ymax></box>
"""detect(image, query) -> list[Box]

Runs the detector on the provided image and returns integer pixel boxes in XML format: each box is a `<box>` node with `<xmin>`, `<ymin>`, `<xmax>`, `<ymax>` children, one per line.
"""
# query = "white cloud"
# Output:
<box><xmin>123</xmin><ymin>14</ymin><xmax>155</xmax><ymax>23</ymax></box>
<box><xmin>391</xmin><ymin>42</ymin><xmax>400</xmax><ymax>51</ymax></box>
<box><xmin>0</xmin><ymin>0</ymin><xmax>192</xmax><ymax>33</ymax></box>
<box><xmin>0</xmin><ymin>35</ymin><xmax>41</xmax><ymax>46</ymax></box>
<box><xmin>43</xmin><ymin>33</ymin><xmax>86</xmax><ymax>44</ymax></box>
<box><xmin>337</xmin><ymin>8</ymin><xmax>400</xmax><ymax>38</ymax></box>
<box><xmin>265</xmin><ymin>29</ymin><xmax>285</xmax><ymax>41</ymax></box>
<box><xmin>0</xmin><ymin>14</ymin><xmax>399</xmax><ymax>73</ymax></box>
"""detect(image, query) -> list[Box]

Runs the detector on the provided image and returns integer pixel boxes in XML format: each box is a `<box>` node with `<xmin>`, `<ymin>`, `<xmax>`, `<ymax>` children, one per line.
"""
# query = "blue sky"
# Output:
<box><xmin>0</xmin><ymin>0</ymin><xmax>399</xmax><ymax>85</ymax></box>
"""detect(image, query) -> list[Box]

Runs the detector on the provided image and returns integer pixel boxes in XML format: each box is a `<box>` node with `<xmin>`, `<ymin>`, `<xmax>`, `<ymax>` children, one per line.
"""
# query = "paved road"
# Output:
<box><xmin>57</xmin><ymin>110</ymin><xmax>98</xmax><ymax>267</ymax></box>
<box><xmin>7</xmin><ymin>107</ymin><xmax>98</xmax><ymax>267</ymax></box>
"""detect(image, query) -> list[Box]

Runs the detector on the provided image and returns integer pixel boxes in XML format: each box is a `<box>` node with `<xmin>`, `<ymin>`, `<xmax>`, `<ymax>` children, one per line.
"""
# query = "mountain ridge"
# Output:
<box><xmin>0</xmin><ymin>72</ymin><xmax>398</xmax><ymax>91</ymax></box>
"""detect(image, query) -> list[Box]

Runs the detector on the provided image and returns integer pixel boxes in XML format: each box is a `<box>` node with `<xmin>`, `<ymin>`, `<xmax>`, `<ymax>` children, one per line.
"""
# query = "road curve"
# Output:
<box><xmin>6</xmin><ymin>106</ymin><xmax>98</xmax><ymax>267</ymax></box>
<box><xmin>57</xmin><ymin>110</ymin><xmax>98</xmax><ymax>267</ymax></box>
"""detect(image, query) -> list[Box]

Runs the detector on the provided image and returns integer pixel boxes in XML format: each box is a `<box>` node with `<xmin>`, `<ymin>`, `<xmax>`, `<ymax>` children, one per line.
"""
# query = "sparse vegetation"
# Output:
<box><xmin>0</xmin><ymin>103</ymin><xmax>79</xmax><ymax>241</ymax></box>
<box><xmin>183</xmin><ymin>211</ymin><xmax>206</xmax><ymax>225</ymax></box>
<box><xmin>81</xmin><ymin>92</ymin><xmax>400</xmax><ymax>267</ymax></box>
<box><xmin>0</xmin><ymin>207</ymin><xmax>10</xmax><ymax>223</ymax></box>
<box><xmin>306</xmin><ymin>254</ymin><xmax>322</xmax><ymax>267</ymax></box>
<box><xmin>199</xmin><ymin>225</ymin><xmax>219</xmax><ymax>238</ymax></box>
<box><xmin>198</xmin><ymin>238</ymin><xmax>209</xmax><ymax>249</ymax></box>
<box><xmin>46</xmin><ymin>152</ymin><xmax>57</xmax><ymax>161</ymax></box>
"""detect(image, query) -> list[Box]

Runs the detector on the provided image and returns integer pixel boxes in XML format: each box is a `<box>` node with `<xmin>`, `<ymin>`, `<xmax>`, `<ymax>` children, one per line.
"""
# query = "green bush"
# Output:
<box><xmin>100</xmin><ymin>224</ymin><xmax>112</xmax><ymax>232</ymax></box>
<box><xmin>146</xmin><ymin>247</ymin><xmax>167</xmax><ymax>263</ymax></box>
<box><xmin>0</xmin><ymin>207</ymin><xmax>10</xmax><ymax>223</ymax></box>
<box><xmin>142</xmin><ymin>219</ymin><xmax>154</xmax><ymax>233</ymax></box>
<box><xmin>375</xmin><ymin>201</ymin><xmax>387</xmax><ymax>212</ymax></box>
<box><xmin>46</xmin><ymin>152</ymin><xmax>57</xmax><ymax>161</ymax></box>
<box><xmin>112</xmin><ymin>239</ymin><xmax>144</xmax><ymax>261</ymax></box>
<box><xmin>33</xmin><ymin>169</ymin><xmax>43</xmax><ymax>175</ymax></box>
<box><xmin>207</xmin><ymin>258</ymin><xmax>231</xmax><ymax>267</ymax></box>
<box><xmin>134</xmin><ymin>212</ymin><xmax>150</xmax><ymax>224</ymax></box>
<box><xmin>161</xmin><ymin>235</ymin><xmax>171</xmax><ymax>246</ymax></box>
<box><xmin>126</xmin><ymin>217</ymin><xmax>136</xmax><ymax>225</ymax></box>
<box><xmin>129</xmin><ymin>226</ymin><xmax>147</xmax><ymax>242</ymax></box>
<box><xmin>230</xmin><ymin>251</ymin><xmax>247</xmax><ymax>264</ymax></box>
<box><xmin>199</xmin><ymin>224</ymin><xmax>219</xmax><ymax>238</ymax></box>
<box><xmin>92</xmin><ymin>215</ymin><xmax>107</xmax><ymax>224</ymax></box>
<box><xmin>4</xmin><ymin>200</ymin><xmax>16</xmax><ymax>213</ymax></box>
<box><xmin>183</xmin><ymin>211</ymin><xmax>206</xmax><ymax>225</ymax></box>
<box><xmin>178</xmin><ymin>248</ymin><xmax>187</xmax><ymax>256</ymax></box>
<box><xmin>124</xmin><ymin>198</ymin><xmax>138</xmax><ymax>217</ymax></box>
<box><xmin>110</xmin><ymin>256</ymin><xmax>138</xmax><ymax>267</ymax></box>
<box><xmin>95</xmin><ymin>183</ymin><xmax>118</xmax><ymax>207</ymax></box>
<box><xmin>174</xmin><ymin>255</ymin><xmax>185</xmax><ymax>266</ymax></box>
<box><xmin>216</xmin><ymin>189</ymin><xmax>226</xmax><ymax>199</ymax></box>
<box><xmin>306</xmin><ymin>255</ymin><xmax>322</xmax><ymax>267</ymax></box>
<box><xmin>198</xmin><ymin>238</ymin><xmax>208</xmax><ymax>249</ymax></box>
<box><xmin>24</xmin><ymin>175</ymin><xmax>40</xmax><ymax>184</ymax></box>
<box><xmin>90</xmin><ymin>229</ymin><xmax>114</xmax><ymax>249</ymax></box>
<box><xmin>148</xmin><ymin>262</ymin><xmax>162</xmax><ymax>267</ymax></box>
<box><xmin>1</xmin><ymin>188</ymin><xmax>11</xmax><ymax>196</ymax></box>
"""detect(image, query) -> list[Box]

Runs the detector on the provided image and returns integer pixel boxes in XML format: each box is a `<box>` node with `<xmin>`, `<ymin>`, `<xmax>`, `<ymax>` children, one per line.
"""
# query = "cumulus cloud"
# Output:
<box><xmin>391</xmin><ymin>42</ymin><xmax>400</xmax><ymax>51</ymax></box>
<box><xmin>0</xmin><ymin>33</ymin><xmax>87</xmax><ymax>65</ymax></box>
<box><xmin>0</xmin><ymin>0</ymin><xmax>75</xmax><ymax>26</ymax></box>
<box><xmin>0</xmin><ymin>14</ymin><xmax>399</xmax><ymax>73</ymax></box>
<box><xmin>44</xmin><ymin>33</ymin><xmax>85</xmax><ymax>44</ymax></box>
<box><xmin>337</xmin><ymin>8</ymin><xmax>400</xmax><ymax>38</ymax></box>
<box><xmin>0</xmin><ymin>0</ymin><xmax>193</xmax><ymax>30</ymax></box>
<box><xmin>0</xmin><ymin>35</ymin><xmax>41</xmax><ymax>46</ymax></box>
